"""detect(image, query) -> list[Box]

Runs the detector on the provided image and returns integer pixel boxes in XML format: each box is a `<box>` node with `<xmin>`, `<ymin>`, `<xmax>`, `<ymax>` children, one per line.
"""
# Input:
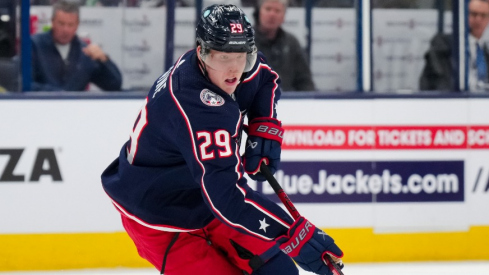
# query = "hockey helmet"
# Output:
<box><xmin>196</xmin><ymin>4</ymin><xmax>257</xmax><ymax>72</ymax></box>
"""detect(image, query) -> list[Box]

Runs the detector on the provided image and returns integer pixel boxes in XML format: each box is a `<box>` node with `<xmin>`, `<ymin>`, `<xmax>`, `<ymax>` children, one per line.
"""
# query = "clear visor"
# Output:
<box><xmin>244</xmin><ymin>49</ymin><xmax>257</xmax><ymax>72</ymax></box>
<box><xmin>201</xmin><ymin>48</ymin><xmax>257</xmax><ymax>73</ymax></box>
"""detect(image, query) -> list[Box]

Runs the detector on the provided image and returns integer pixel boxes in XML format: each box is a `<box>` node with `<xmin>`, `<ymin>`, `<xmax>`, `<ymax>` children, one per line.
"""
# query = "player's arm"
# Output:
<box><xmin>242</xmin><ymin>58</ymin><xmax>345</xmax><ymax>275</ymax></box>
<box><xmin>246</xmin><ymin>54</ymin><xmax>281</xmax><ymax>120</ymax></box>
<box><xmin>191</xmin><ymin>121</ymin><xmax>293</xmax><ymax>239</ymax></box>
<box><xmin>243</xmin><ymin>55</ymin><xmax>283</xmax><ymax>181</ymax></box>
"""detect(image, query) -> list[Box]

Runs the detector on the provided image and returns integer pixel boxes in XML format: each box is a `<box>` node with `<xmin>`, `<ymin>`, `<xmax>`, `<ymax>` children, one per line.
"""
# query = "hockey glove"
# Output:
<box><xmin>243</xmin><ymin>117</ymin><xmax>283</xmax><ymax>181</ymax></box>
<box><xmin>276</xmin><ymin>217</ymin><xmax>344</xmax><ymax>275</ymax></box>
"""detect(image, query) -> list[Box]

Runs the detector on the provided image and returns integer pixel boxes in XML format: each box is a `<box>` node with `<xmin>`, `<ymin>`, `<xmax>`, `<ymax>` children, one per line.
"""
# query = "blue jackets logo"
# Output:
<box><xmin>257</xmin><ymin>161</ymin><xmax>464</xmax><ymax>203</ymax></box>
<box><xmin>200</xmin><ymin>89</ymin><xmax>225</xmax><ymax>107</ymax></box>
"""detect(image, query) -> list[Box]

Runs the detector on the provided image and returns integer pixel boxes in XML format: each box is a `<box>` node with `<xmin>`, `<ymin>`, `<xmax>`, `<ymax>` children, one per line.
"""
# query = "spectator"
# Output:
<box><xmin>420</xmin><ymin>0</ymin><xmax>489</xmax><ymax>91</ymax></box>
<box><xmin>253</xmin><ymin>0</ymin><xmax>315</xmax><ymax>91</ymax></box>
<box><xmin>31</xmin><ymin>0</ymin><xmax>122</xmax><ymax>91</ymax></box>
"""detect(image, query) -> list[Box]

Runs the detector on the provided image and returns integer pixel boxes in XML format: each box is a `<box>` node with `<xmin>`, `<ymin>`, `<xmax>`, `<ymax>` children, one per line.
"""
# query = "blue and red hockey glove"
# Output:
<box><xmin>243</xmin><ymin>117</ymin><xmax>283</xmax><ymax>181</ymax></box>
<box><xmin>276</xmin><ymin>217</ymin><xmax>344</xmax><ymax>275</ymax></box>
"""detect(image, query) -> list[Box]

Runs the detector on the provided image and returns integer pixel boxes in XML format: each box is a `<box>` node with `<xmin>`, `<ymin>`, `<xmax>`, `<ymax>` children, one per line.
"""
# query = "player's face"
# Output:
<box><xmin>51</xmin><ymin>10</ymin><xmax>79</xmax><ymax>45</ymax></box>
<box><xmin>259</xmin><ymin>0</ymin><xmax>286</xmax><ymax>33</ymax></box>
<box><xmin>201</xmin><ymin>49</ymin><xmax>247</xmax><ymax>95</ymax></box>
<box><xmin>469</xmin><ymin>0</ymin><xmax>489</xmax><ymax>39</ymax></box>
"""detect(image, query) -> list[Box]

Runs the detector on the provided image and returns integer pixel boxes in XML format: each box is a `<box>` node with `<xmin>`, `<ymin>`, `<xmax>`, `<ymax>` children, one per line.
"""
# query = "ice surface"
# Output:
<box><xmin>1</xmin><ymin>261</ymin><xmax>488</xmax><ymax>275</ymax></box>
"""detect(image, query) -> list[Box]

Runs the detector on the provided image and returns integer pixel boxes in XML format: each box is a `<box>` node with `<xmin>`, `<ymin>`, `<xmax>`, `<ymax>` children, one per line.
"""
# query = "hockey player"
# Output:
<box><xmin>101</xmin><ymin>4</ymin><xmax>343</xmax><ymax>275</ymax></box>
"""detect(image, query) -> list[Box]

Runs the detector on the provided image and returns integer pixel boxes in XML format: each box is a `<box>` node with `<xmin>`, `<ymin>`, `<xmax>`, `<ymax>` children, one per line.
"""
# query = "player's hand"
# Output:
<box><xmin>82</xmin><ymin>44</ymin><xmax>108</xmax><ymax>63</ymax></box>
<box><xmin>276</xmin><ymin>217</ymin><xmax>344</xmax><ymax>275</ymax></box>
<box><xmin>243</xmin><ymin>117</ymin><xmax>283</xmax><ymax>181</ymax></box>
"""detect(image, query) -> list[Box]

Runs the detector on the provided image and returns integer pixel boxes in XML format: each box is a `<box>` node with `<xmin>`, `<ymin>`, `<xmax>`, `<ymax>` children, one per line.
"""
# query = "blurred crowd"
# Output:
<box><xmin>1</xmin><ymin>0</ymin><xmax>488</xmax><ymax>93</ymax></box>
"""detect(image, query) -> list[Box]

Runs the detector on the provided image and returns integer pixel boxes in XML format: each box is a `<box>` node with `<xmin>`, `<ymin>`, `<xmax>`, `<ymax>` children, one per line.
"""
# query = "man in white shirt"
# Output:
<box><xmin>420</xmin><ymin>0</ymin><xmax>489</xmax><ymax>92</ymax></box>
<box><xmin>467</xmin><ymin>0</ymin><xmax>489</xmax><ymax>91</ymax></box>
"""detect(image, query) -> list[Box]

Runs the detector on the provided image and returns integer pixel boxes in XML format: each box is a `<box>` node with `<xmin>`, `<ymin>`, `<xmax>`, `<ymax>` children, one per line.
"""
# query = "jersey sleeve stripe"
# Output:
<box><xmin>268</xmin><ymin>67</ymin><xmax>279</xmax><ymax>118</ymax></box>
<box><xmin>233</xmin><ymin>113</ymin><xmax>244</xmax><ymax>180</ymax></box>
<box><xmin>127</xmin><ymin>97</ymin><xmax>149</xmax><ymax>164</ymax></box>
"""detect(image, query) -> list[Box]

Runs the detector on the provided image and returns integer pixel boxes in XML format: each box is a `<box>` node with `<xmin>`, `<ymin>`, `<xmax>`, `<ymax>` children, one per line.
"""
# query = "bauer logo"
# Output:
<box><xmin>258</xmin><ymin>161</ymin><xmax>464</xmax><ymax>203</ymax></box>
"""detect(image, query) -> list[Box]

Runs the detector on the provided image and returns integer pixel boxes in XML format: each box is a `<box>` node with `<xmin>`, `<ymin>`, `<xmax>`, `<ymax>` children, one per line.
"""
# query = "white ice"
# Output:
<box><xmin>1</xmin><ymin>261</ymin><xmax>489</xmax><ymax>275</ymax></box>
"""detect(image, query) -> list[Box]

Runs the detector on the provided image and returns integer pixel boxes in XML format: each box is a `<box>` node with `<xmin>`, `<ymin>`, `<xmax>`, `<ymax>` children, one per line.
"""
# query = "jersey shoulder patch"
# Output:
<box><xmin>200</xmin><ymin>89</ymin><xmax>225</xmax><ymax>107</ymax></box>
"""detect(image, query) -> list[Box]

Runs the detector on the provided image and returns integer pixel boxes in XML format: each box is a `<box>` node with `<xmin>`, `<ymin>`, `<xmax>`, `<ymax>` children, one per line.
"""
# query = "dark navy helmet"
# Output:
<box><xmin>196</xmin><ymin>4</ymin><xmax>257</xmax><ymax>72</ymax></box>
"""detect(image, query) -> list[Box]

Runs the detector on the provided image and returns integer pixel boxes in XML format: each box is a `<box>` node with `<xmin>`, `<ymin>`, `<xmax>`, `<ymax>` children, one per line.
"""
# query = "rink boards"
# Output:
<box><xmin>1</xmin><ymin>97</ymin><xmax>489</xmax><ymax>271</ymax></box>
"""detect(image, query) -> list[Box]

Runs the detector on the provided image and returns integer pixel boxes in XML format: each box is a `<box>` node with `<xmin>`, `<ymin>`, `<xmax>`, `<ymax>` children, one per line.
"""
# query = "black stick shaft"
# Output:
<box><xmin>260</xmin><ymin>163</ymin><xmax>345</xmax><ymax>275</ymax></box>
<box><xmin>260</xmin><ymin>163</ymin><xmax>300</xmax><ymax>219</ymax></box>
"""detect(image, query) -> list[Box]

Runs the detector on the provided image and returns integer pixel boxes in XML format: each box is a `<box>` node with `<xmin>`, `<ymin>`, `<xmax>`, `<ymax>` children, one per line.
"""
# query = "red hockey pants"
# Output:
<box><xmin>121</xmin><ymin>215</ymin><xmax>294</xmax><ymax>275</ymax></box>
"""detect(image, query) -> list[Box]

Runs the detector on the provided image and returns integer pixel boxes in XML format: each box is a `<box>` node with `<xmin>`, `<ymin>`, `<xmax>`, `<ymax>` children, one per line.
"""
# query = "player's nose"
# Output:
<box><xmin>229</xmin><ymin>65</ymin><xmax>240</xmax><ymax>73</ymax></box>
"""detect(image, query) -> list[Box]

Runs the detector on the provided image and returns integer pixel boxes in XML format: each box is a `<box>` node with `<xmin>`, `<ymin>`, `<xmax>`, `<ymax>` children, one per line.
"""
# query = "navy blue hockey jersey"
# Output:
<box><xmin>101</xmin><ymin>50</ymin><xmax>294</xmax><ymax>241</ymax></box>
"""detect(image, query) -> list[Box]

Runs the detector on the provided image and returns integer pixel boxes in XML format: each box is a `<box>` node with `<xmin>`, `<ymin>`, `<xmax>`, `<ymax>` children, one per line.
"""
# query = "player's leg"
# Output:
<box><xmin>120</xmin><ymin>214</ymin><xmax>243</xmax><ymax>275</ymax></box>
<box><xmin>164</xmin><ymin>231</ymin><xmax>244</xmax><ymax>274</ymax></box>
<box><xmin>205</xmin><ymin>218</ymin><xmax>299</xmax><ymax>275</ymax></box>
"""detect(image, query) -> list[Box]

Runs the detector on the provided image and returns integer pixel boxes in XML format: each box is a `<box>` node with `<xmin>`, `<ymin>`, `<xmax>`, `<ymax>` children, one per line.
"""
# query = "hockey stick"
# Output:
<box><xmin>260</xmin><ymin>163</ymin><xmax>345</xmax><ymax>275</ymax></box>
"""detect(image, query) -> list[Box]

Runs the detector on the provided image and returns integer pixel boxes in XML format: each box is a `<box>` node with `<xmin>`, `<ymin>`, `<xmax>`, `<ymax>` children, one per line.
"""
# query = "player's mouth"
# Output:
<box><xmin>225</xmin><ymin>77</ymin><xmax>238</xmax><ymax>85</ymax></box>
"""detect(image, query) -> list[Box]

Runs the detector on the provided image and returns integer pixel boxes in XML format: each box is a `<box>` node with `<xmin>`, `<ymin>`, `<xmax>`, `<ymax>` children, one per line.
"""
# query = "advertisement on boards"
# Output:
<box><xmin>1</xmin><ymin>98</ymin><xmax>488</xmax><ymax>234</ymax></box>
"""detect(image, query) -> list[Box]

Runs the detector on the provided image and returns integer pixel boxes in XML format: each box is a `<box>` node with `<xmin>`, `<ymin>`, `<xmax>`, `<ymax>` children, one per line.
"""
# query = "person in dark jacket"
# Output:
<box><xmin>31</xmin><ymin>0</ymin><xmax>122</xmax><ymax>91</ymax></box>
<box><xmin>253</xmin><ymin>0</ymin><xmax>316</xmax><ymax>91</ymax></box>
<box><xmin>420</xmin><ymin>0</ymin><xmax>489</xmax><ymax>91</ymax></box>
